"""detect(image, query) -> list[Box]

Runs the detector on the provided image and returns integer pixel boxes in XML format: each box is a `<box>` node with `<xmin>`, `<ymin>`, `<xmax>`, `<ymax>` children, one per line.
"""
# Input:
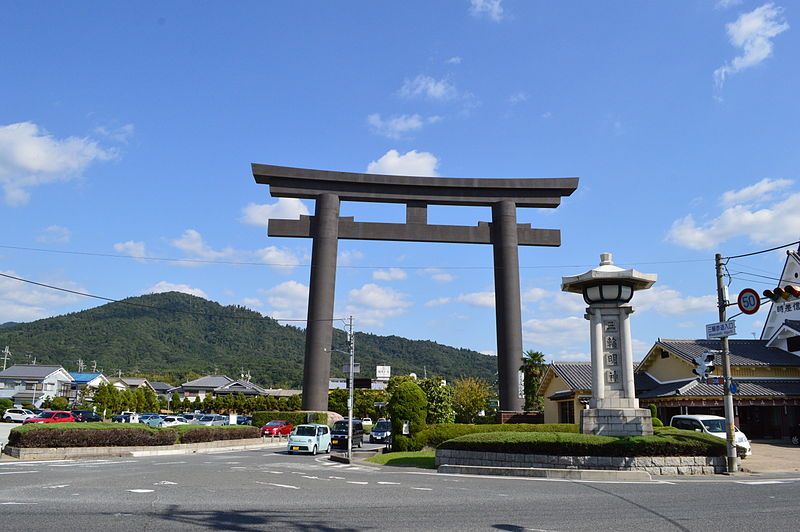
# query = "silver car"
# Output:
<box><xmin>196</xmin><ymin>414</ymin><xmax>228</xmax><ymax>426</ymax></box>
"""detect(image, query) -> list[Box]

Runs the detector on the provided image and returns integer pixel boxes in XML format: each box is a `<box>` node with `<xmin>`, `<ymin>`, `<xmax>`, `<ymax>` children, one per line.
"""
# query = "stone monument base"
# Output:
<box><xmin>580</xmin><ymin>408</ymin><xmax>653</xmax><ymax>436</ymax></box>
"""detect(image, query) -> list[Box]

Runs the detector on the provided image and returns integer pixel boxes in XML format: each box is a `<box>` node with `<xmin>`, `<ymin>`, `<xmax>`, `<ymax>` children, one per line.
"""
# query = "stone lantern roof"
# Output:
<box><xmin>561</xmin><ymin>252</ymin><xmax>657</xmax><ymax>294</ymax></box>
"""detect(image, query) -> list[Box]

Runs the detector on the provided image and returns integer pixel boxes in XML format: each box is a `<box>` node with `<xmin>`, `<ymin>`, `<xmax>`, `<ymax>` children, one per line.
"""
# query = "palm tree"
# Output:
<box><xmin>521</xmin><ymin>350</ymin><xmax>547</xmax><ymax>411</ymax></box>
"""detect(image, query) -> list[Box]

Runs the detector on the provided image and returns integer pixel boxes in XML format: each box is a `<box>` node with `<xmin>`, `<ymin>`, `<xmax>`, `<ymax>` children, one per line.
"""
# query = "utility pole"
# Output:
<box><xmin>347</xmin><ymin>316</ymin><xmax>355</xmax><ymax>460</ymax></box>
<box><xmin>77</xmin><ymin>358</ymin><xmax>85</xmax><ymax>372</ymax></box>
<box><xmin>91</xmin><ymin>360</ymin><xmax>97</xmax><ymax>372</ymax></box>
<box><xmin>1</xmin><ymin>346</ymin><xmax>10</xmax><ymax>371</ymax></box>
<box><xmin>715</xmin><ymin>253</ymin><xmax>738</xmax><ymax>473</ymax></box>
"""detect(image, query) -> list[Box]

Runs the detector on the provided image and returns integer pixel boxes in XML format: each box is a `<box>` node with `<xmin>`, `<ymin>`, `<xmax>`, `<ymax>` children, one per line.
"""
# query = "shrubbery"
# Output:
<box><xmin>387</xmin><ymin>381</ymin><xmax>427</xmax><ymax>439</ymax></box>
<box><xmin>251</xmin><ymin>411</ymin><xmax>327</xmax><ymax>428</ymax></box>
<box><xmin>177</xmin><ymin>425</ymin><xmax>259</xmax><ymax>443</ymax></box>
<box><xmin>437</xmin><ymin>427</ymin><xmax>728</xmax><ymax>457</ymax></box>
<box><xmin>419</xmin><ymin>423</ymin><xmax>578</xmax><ymax>448</ymax></box>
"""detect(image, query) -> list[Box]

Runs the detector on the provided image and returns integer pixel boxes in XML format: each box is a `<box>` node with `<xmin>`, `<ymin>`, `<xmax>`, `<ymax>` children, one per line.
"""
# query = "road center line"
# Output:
<box><xmin>0</xmin><ymin>471</ymin><xmax>38</xmax><ymax>475</ymax></box>
<box><xmin>256</xmin><ymin>481</ymin><xmax>300</xmax><ymax>490</ymax></box>
<box><xmin>377</xmin><ymin>481</ymin><xmax>400</xmax><ymax>485</ymax></box>
<box><xmin>347</xmin><ymin>481</ymin><xmax>368</xmax><ymax>485</ymax></box>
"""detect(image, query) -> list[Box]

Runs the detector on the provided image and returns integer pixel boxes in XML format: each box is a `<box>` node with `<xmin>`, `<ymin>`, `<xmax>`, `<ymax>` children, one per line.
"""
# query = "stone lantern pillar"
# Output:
<box><xmin>561</xmin><ymin>252</ymin><xmax>657</xmax><ymax>436</ymax></box>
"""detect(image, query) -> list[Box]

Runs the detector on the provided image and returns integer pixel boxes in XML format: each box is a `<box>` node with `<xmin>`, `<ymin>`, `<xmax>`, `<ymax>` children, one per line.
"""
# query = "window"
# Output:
<box><xmin>559</xmin><ymin>401</ymin><xmax>575</xmax><ymax>424</ymax></box>
<box><xmin>787</xmin><ymin>335</ymin><xmax>800</xmax><ymax>352</ymax></box>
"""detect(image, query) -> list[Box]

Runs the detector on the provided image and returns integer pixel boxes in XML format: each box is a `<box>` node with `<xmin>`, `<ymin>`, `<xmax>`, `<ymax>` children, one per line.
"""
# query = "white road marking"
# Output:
<box><xmin>153</xmin><ymin>481</ymin><xmax>177</xmax><ymax>485</ymax></box>
<box><xmin>0</xmin><ymin>471</ymin><xmax>38</xmax><ymax>475</ymax></box>
<box><xmin>42</xmin><ymin>484</ymin><xmax>70</xmax><ymax>489</ymax></box>
<box><xmin>347</xmin><ymin>481</ymin><xmax>368</xmax><ymax>485</ymax></box>
<box><xmin>256</xmin><ymin>481</ymin><xmax>300</xmax><ymax>490</ymax></box>
<box><xmin>265</xmin><ymin>471</ymin><xmax>283</xmax><ymax>474</ymax></box>
<box><xmin>154</xmin><ymin>461</ymin><xmax>186</xmax><ymax>465</ymax></box>
<box><xmin>302</xmin><ymin>475</ymin><xmax>321</xmax><ymax>480</ymax></box>
<box><xmin>1</xmin><ymin>502</ymin><xmax>38</xmax><ymax>505</ymax></box>
<box><xmin>735</xmin><ymin>480</ymin><xmax>784</xmax><ymax>485</ymax></box>
<box><xmin>127</xmin><ymin>489</ymin><xmax>155</xmax><ymax>493</ymax></box>
<box><xmin>377</xmin><ymin>481</ymin><xmax>400</xmax><ymax>485</ymax></box>
<box><xmin>329</xmin><ymin>476</ymin><xmax>345</xmax><ymax>480</ymax></box>
<box><xmin>411</xmin><ymin>487</ymin><xmax>432</xmax><ymax>491</ymax></box>
<box><xmin>0</xmin><ymin>460</ymin><xmax>74</xmax><ymax>467</ymax></box>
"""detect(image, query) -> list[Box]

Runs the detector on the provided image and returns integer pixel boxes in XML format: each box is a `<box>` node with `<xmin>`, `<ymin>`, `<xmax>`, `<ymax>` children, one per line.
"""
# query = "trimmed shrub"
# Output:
<box><xmin>251</xmin><ymin>411</ymin><xmax>327</xmax><ymax>428</ymax></box>
<box><xmin>392</xmin><ymin>434</ymin><xmax>425</xmax><ymax>452</ymax></box>
<box><xmin>176</xmin><ymin>425</ymin><xmax>260</xmax><ymax>444</ymax></box>
<box><xmin>420</xmin><ymin>423</ymin><xmax>578</xmax><ymax>448</ymax></box>
<box><xmin>652</xmin><ymin>417</ymin><xmax>664</xmax><ymax>427</ymax></box>
<box><xmin>387</xmin><ymin>381</ymin><xmax>427</xmax><ymax>438</ymax></box>
<box><xmin>8</xmin><ymin>423</ymin><xmax>177</xmax><ymax>448</ymax></box>
<box><xmin>438</xmin><ymin>426</ymin><xmax>727</xmax><ymax>457</ymax></box>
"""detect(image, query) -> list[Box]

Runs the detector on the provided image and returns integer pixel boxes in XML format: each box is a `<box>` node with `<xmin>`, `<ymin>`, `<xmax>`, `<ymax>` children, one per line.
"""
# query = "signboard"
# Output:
<box><xmin>730</xmin><ymin>380</ymin><xmax>738</xmax><ymax>394</ymax></box>
<box><xmin>376</xmin><ymin>365</ymin><xmax>391</xmax><ymax>380</ymax></box>
<box><xmin>342</xmin><ymin>363</ymin><xmax>360</xmax><ymax>374</ymax></box>
<box><xmin>737</xmin><ymin>288</ymin><xmax>760</xmax><ymax>315</ymax></box>
<box><xmin>706</xmin><ymin>320</ymin><xmax>736</xmax><ymax>339</ymax></box>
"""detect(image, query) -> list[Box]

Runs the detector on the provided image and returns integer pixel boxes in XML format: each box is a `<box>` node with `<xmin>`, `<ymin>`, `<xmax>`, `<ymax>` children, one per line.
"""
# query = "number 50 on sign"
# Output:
<box><xmin>737</xmin><ymin>288</ymin><xmax>760</xmax><ymax>315</ymax></box>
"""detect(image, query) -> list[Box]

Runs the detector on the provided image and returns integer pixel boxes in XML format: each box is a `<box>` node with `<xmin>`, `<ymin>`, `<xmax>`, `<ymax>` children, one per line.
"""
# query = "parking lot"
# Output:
<box><xmin>740</xmin><ymin>440</ymin><xmax>800</xmax><ymax>473</ymax></box>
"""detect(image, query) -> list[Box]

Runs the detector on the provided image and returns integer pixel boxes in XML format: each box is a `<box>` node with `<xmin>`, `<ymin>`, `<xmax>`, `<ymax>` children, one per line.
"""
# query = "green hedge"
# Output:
<box><xmin>437</xmin><ymin>427</ymin><xmax>728</xmax><ymax>457</ymax></box>
<box><xmin>251</xmin><ymin>411</ymin><xmax>328</xmax><ymax>428</ymax></box>
<box><xmin>419</xmin><ymin>423</ymin><xmax>578</xmax><ymax>448</ymax></box>
<box><xmin>7</xmin><ymin>423</ymin><xmax>261</xmax><ymax>448</ymax></box>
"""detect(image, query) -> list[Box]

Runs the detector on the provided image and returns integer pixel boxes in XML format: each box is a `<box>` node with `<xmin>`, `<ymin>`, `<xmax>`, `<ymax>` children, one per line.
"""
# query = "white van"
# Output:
<box><xmin>670</xmin><ymin>414</ymin><xmax>752</xmax><ymax>456</ymax></box>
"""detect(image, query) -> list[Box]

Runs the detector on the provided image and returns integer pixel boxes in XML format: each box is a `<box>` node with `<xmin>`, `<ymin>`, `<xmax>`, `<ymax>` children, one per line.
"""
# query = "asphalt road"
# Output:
<box><xmin>1</xmin><ymin>447</ymin><xmax>799</xmax><ymax>531</ymax></box>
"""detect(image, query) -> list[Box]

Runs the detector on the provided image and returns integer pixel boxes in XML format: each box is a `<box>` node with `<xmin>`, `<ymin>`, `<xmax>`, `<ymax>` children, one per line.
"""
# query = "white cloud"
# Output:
<box><xmin>93</xmin><ymin>123</ymin><xmax>135</xmax><ymax>144</ymax></box>
<box><xmin>446</xmin><ymin>56</ymin><xmax>462</xmax><ymax>64</ymax></box>
<box><xmin>373</xmin><ymin>268</ymin><xmax>407</xmax><ymax>281</ymax></box>
<box><xmin>721</xmin><ymin>177</ymin><xmax>792</xmax><ymax>206</ymax></box>
<box><xmin>338</xmin><ymin>249</ymin><xmax>364</xmax><ymax>266</ymax></box>
<box><xmin>522</xmin><ymin>287</ymin><xmax>584</xmax><ymax>314</ymax></box>
<box><xmin>398</xmin><ymin>75</ymin><xmax>458</xmax><ymax>101</ymax></box>
<box><xmin>240</xmin><ymin>198</ymin><xmax>310</xmax><ymax>227</ymax></box>
<box><xmin>522</xmin><ymin>316</ymin><xmax>585</xmax><ymax>349</ymax></box>
<box><xmin>667</xmin><ymin>184</ymin><xmax>800</xmax><ymax>250</ymax></box>
<box><xmin>241</xmin><ymin>297</ymin><xmax>263</xmax><ymax>308</ymax></box>
<box><xmin>508</xmin><ymin>91</ymin><xmax>528</xmax><ymax>105</ymax></box>
<box><xmin>254</xmin><ymin>246</ymin><xmax>300</xmax><ymax>272</ymax></box>
<box><xmin>716</xmin><ymin>0</ymin><xmax>743</xmax><ymax>8</ymax></box>
<box><xmin>480</xmin><ymin>349</ymin><xmax>497</xmax><ymax>356</ymax></box>
<box><xmin>346</xmin><ymin>283</ymin><xmax>412</xmax><ymax>326</ymax></box>
<box><xmin>522</xmin><ymin>287</ymin><xmax>548</xmax><ymax>302</ymax></box>
<box><xmin>541</xmin><ymin>111</ymin><xmax>553</xmax><ymax>119</ymax></box>
<box><xmin>425</xmin><ymin>297</ymin><xmax>451</xmax><ymax>307</ymax></box>
<box><xmin>37</xmin><ymin>225</ymin><xmax>71</xmax><ymax>244</ymax></box>
<box><xmin>144</xmin><ymin>281</ymin><xmax>208</xmax><ymax>299</ymax></box>
<box><xmin>0</xmin><ymin>270</ymin><xmax>85</xmax><ymax>322</ymax></box>
<box><xmin>261</xmin><ymin>280</ymin><xmax>309</xmax><ymax>320</ymax></box>
<box><xmin>367</xmin><ymin>149</ymin><xmax>439</xmax><ymax>177</ymax></box>
<box><xmin>470</xmin><ymin>0</ymin><xmax>504</xmax><ymax>22</ymax></box>
<box><xmin>113</xmin><ymin>240</ymin><xmax>148</xmax><ymax>260</ymax></box>
<box><xmin>457</xmin><ymin>291</ymin><xmax>495</xmax><ymax>308</ymax></box>
<box><xmin>0</xmin><ymin>122</ymin><xmax>116</xmax><ymax>206</ymax></box>
<box><xmin>423</xmin><ymin>268</ymin><xmax>455</xmax><ymax>283</ymax></box>
<box><xmin>714</xmin><ymin>3</ymin><xmax>789</xmax><ymax>89</ymax></box>
<box><xmin>632</xmin><ymin>286</ymin><xmax>717</xmax><ymax>315</ymax></box>
<box><xmin>367</xmin><ymin>114</ymin><xmax>442</xmax><ymax>139</ymax></box>
<box><xmin>171</xmin><ymin>229</ymin><xmax>236</xmax><ymax>261</ymax></box>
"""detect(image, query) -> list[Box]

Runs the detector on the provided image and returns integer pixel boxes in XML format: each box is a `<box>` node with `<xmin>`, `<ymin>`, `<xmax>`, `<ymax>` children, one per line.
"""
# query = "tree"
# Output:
<box><xmin>386</xmin><ymin>381</ymin><xmax>427</xmax><ymax>437</ymax></box>
<box><xmin>386</xmin><ymin>375</ymin><xmax>418</xmax><ymax>398</ymax></box>
<box><xmin>418</xmin><ymin>377</ymin><xmax>455</xmax><ymax>424</ymax></box>
<box><xmin>50</xmin><ymin>396</ymin><xmax>69</xmax><ymax>410</ymax></box>
<box><xmin>452</xmin><ymin>377</ymin><xmax>491</xmax><ymax>423</ymax></box>
<box><xmin>521</xmin><ymin>350</ymin><xmax>548</xmax><ymax>411</ymax></box>
<box><xmin>170</xmin><ymin>392</ymin><xmax>182</xmax><ymax>412</ymax></box>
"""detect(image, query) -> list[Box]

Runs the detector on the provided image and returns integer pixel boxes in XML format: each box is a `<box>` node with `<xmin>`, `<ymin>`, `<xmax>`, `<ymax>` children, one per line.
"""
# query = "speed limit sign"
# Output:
<box><xmin>737</xmin><ymin>288</ymin><xmax>760</xmax><ymax>315</ymax></box>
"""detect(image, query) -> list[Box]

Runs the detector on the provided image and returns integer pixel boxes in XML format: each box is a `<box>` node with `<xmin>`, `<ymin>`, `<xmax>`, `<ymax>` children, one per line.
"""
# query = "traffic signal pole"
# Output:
<box><xmin>715</xmin><ymin>253</ymin><xmax>738</xmax><ymax>473</ymax></box>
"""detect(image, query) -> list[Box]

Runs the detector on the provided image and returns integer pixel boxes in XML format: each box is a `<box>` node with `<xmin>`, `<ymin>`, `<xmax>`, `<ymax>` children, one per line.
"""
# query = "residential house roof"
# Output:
<box><xmin>638</xmin><ymin>378</ymin><xmax>800</xmax><ymax>399</ymax></box>
<box><xmin>70</xmin><ymin>372</ymin><xmax>105</xmax><ymax>385</ymax></box>
<box><xmin>149</xmin><ymin>381</ymin><xmax>174</xmax><ymax>394</ymax></box>
<box><xmin>181</xmin><ymin>375</ymin><xmax>234</xmax><ymax>389</ymax></box>
<box><xmin>653</xmin><ymin>339</ymin><xmax>800</xmax><ymax>367</ymax></box>
<box><xmin>0</xmin><ymin>365</ymin><xmax>72</xmax><ymax>380</ymax></box>
<box><xmin>213</xmin><ymin>380</ymin><xmax>268</xmax><ymax>396</ymax></box>
<box><xmin>263</xmin><ymin>388</ymin><xmax>302</xmax><ymax>397</ymax></box>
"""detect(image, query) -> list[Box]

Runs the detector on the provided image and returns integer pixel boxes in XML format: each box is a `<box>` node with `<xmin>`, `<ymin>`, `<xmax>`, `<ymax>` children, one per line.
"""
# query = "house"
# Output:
<box><xmin>262</xmin><ymin>388</ymin><xmax>302</xmax><ymax>398</ymax></box>
<box><xmin>68</xmin><ymin>372</ymin><xmax>109</xmax><ymax>403</ymax></box>
<box><xmin>149</xmin><ymin>381</ymin><xmax>175</xmax><ymax>399</ymax></box>
<box><xmin>175</xmin><ymin>375</ymin><xmax>233</xmax><ymax>402</ymax></box>
<box><xmin>213</xmin><ymin>379</ymin><xmax>268</xmax><ymax>397</ymax></box>
<box><xmin>109</xmin><ymin>377</ymin><xmax>156</xmax><ymax>393</ymax></box>
<box><xmin>0</xmin><ymin>365</ymin><xmax>74</xmax><ymax>408</ymax></box>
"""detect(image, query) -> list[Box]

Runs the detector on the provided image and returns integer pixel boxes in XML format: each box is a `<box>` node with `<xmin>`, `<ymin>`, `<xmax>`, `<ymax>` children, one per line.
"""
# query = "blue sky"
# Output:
<box><xmin>1</xmin><ymin>1</ymin><xmax>798</xmax><ymax>364</ymax></box>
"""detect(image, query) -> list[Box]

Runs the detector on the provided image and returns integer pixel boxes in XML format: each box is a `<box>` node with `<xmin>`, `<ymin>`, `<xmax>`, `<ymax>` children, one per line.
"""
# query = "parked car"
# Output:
<box><xmin>236</xmin><ymin>415</ymin><xmax>253</xmax><ymax>426</ymax></box>
<box><xmin>196</xmin><ymin>414</ymin><xmax>228</xmax><ymax>426</ymax></box>
<box><xmin>261</xmin><ymin>420</ymin><xmax>293</xmax><ymax>437</ymax></box>
<box><xmin>138</xmin><ymin>413</ymin><xmax>163</xmax><ymax>424</ymax></box>
<box><xmin>3</xmin><ymin>408</ymin><xmax>36</xmax><ymax>423</ymax></box>
<box><xmin>150</xmin><ymin>415</ymin><xmax>188</xmax><ymax>428</ymax></box>
<box><xmin>181</xmin><ymin>413</ymin><xmax>198</xmax><ymax>423</ymax></box>
<box><xmin>71</xmin><ymin>410</ymin><xmax>102</xmax><ymax>423</ymax></box>
<box><xmin>670</xmin><ymin>414</ymin><xmax>752</xmax><ymax>456</ymax></box>
<box><xmin>111</xmin><ymin>411</ymin><xmax>138</xmax><ymax>423</ymax></box>
<box><xmin>287</xmin><ymin>424</ymin><xmax>331</xmax><ymax>455</ymax></box>
<box><xmin>330</xmin><ymin>419</ymin><xmax>364</xmax><ymax>450</ymax></box>
<box><xmin>23</xmin><ymin>411</ymin><xmax>76</xmax><ymax>424</ymax></box>
<box><xmin>369</xmin><ymin>419</ymin><xmax>392</xmax><ymax>444</ymax></box>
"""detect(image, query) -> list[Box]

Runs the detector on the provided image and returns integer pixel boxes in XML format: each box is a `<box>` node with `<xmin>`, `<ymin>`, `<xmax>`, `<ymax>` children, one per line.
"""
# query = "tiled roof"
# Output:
<box><xmin>181</xmin><ymin>375</ymin><xmax>233</xmax><ymax>389</ymax></box>
<box><xmin>0</xmin><ymin>365</ymin><xmax>68</xmax><ymax>379</ymax></box>
<box><xmin>551</xmin><ymin>362</ymin><xmax>592</xmax><ymax>391</ymax></box>
<box><xmin>639</xmin><ymin>378</ymin><xmax>800</xmax><ymax>399</ymax></box>
<box><xmin>149</xmin><ymin>381</ymin><xmax>173</xmax><ymax>393</ymax></box>
<box><xmin>70</xmin><ymin>372</ymin><xmax>104</xmax><ymax>384</ymax></box>
<box><xmin>214</xmin><ymin>380</ymin><xmax>268</xmax><ymax>395</ymax></box>
<box><xmin>656</xmin><ymin>339</ymin><xmax>800</xmax><ymax>367</ymax></box>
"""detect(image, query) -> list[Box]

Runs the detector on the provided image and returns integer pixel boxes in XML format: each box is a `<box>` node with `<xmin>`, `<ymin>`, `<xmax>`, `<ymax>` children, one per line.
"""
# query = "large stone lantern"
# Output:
<box><xmin>561</xmin><ymin>252</ymin><xmax>657</xmax><ymax>436</ymax></box>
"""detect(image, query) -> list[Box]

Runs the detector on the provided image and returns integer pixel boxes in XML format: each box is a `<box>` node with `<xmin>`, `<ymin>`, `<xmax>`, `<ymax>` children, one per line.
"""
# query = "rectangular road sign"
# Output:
<box><xmin>706</xmin><ymin>320</ymin><xmax>736</xmax><ymax>339</ymax></box>
<box><xmin>342</xmin><ymin>363</ymin><xmax>360</xmax><ymax>374</ymax></box>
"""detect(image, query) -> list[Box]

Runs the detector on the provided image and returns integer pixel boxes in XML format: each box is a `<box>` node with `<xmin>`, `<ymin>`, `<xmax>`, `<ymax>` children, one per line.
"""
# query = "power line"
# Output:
<box><xmin>723</xmin><ymin>239</ymin><xmax>800</xmax><ymax>260</ymax></box>
<box><xmin>0</xmin><ymin>272</ymin><xmax>340</xmax><ymax>324</ymax></box>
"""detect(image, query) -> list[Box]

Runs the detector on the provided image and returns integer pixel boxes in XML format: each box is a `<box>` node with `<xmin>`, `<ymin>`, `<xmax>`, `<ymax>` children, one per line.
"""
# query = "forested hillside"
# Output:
<box><xmin>0</xmin><ymin>292</ymin><xmax>496</xmax><ymax>387</ymax></box>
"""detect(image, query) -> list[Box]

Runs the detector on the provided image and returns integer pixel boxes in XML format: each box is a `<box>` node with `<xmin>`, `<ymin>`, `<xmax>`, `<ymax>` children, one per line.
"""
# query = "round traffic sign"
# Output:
<box><xmin>737</xmin><ymin>288</ymin><xmax>760</xmax><ymax>315</ymax></box>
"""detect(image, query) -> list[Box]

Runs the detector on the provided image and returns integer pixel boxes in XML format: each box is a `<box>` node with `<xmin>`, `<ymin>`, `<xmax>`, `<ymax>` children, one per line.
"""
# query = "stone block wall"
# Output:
<box><xmin>435</xmin><ymin>449</ymin><xmax>725</xmax><ymax>475</ymax></box>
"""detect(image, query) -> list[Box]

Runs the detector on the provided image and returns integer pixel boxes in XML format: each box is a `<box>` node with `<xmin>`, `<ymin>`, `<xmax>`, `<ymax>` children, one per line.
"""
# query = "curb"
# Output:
<box><xmin>437</xmin><ymin>464</ymin><xmax>652</xmax><ymax>481</ymax></box>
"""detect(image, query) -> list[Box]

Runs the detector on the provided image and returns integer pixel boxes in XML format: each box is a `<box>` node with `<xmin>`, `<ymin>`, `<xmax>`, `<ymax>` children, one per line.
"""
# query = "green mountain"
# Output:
<box><xmin>0</xmin><ymin>292</ymin><xmax>497</xmax><ymax>388</ymax></box>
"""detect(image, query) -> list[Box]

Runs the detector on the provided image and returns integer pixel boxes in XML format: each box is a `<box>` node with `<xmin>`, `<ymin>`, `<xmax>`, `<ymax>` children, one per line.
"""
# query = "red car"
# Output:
<box><xmin>261</xmin><ymin>420</ymin><xmax>293</xmax><ymax>437</ymax></box>
<box><xmin>23</xmin><ymin>411</ymin><xmax>76</xmax><ymax>424</ymax></box>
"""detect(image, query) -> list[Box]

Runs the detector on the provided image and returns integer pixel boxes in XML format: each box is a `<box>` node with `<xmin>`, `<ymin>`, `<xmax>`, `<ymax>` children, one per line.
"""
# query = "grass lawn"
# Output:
<box><xmin>366</xmin><ymin>450</ymin><xmax>436</xmax><ymax>469</ymax></box>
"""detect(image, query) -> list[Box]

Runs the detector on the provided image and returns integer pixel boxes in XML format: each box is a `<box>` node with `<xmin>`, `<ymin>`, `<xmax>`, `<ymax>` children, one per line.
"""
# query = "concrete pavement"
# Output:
<box><xmin>740</xmin><ymin>440</ymin><xmax>800</xmax><ymax>473</ymax></box>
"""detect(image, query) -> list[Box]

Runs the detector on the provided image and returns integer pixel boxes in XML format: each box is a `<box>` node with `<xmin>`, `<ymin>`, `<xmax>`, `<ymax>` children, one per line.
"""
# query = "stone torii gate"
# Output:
<box><xmin>252</xmin><ymin>163</ymin><xmax>578</xmax><ymax>412</ymax></box>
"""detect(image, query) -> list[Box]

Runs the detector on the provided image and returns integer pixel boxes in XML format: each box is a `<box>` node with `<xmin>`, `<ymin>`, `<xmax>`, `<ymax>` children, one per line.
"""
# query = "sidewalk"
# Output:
<box><xmin>740</xmin><ymin>440</ymin><xmax>800</xmax><ymax>474</ymax></box>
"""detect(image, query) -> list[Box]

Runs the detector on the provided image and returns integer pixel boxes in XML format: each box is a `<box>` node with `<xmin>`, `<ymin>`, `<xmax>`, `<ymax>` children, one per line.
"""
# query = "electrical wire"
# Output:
<box><xmin>723</xmin><ymin>239</ymin><xmax>800</xmax><ymax>260</ymax></box>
